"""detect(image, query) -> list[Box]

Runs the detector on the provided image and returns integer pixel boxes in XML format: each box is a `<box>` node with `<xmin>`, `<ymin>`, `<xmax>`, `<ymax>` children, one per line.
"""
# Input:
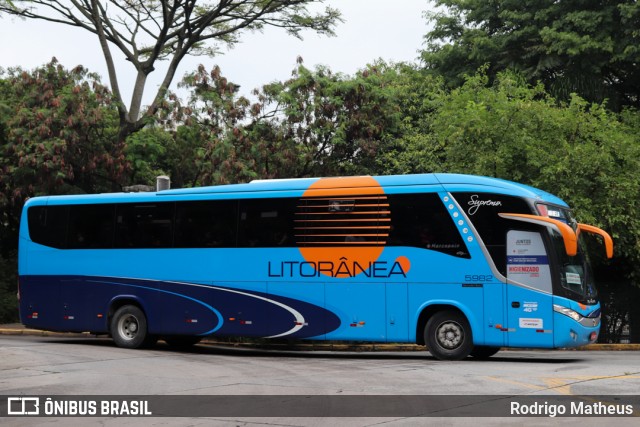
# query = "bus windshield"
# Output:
<box><xmin>538</xmin><ymin>204</ymin><xmax>598</xmax><ymax>305</ymax></box>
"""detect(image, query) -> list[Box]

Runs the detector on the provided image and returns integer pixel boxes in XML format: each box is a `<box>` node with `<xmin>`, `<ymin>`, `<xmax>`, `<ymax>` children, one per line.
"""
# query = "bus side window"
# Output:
<box><xmin>452</xmin><ymin>193</ymin><xmax>534</xmax><ymax>275</ymax></box>
<box><xmin>174</xmin><ymin>200</ymin><xmax>237</xmax><ymax>248</ymax></box>
<box><xmin>27</xmin><ymin>205</ymin><xmax>69</xmax><ymax>249</ymax></box>
<box><xmin>115</xmin><ymin>203</ymin><xmax>174</xmax><ymax>248</ymax></box>
<box><xmin>67</xmin><ymin>204</ymin><xmax>115</xmax><ymax>249</ymax></box>
<box><xmin>387</xmin><ymin>194</ymin><xmax>470</xmax><ymax>258</ymax></box>
<box><xmin>238</xmin><ymin>199</ymin><xmax>296</xmax><ymax>247</ymax></box>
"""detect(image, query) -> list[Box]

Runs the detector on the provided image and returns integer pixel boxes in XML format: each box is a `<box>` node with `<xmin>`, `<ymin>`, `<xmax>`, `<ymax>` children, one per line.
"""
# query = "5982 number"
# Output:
<box><xmin>464</xmin><ymin>275</ymin><xmax>493</xmax><ymax>282</ymax></box>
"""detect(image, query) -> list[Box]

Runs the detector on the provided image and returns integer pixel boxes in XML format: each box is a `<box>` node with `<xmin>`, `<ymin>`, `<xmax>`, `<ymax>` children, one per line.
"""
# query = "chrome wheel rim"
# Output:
<box><xmin>436</xmin><ymin>320</ymin><xmax>463</xmax><ymax>350</ymax></box>
<box><xmin>117</xmin><ymin>314</ymin><xmax>139</xmax><ymax>341</ymax></box>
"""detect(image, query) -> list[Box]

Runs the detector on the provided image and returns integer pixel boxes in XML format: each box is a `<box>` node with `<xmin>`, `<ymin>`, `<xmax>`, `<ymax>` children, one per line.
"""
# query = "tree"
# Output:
<box><xmin>1</xmin><ymin>59</ymin><xmax>123</xmax><ymax>201</ymax></box>
<box><xmin>256</xmin><ymin>60</ymin><xmax>405</xmax><ymax>177</ymax></box>
<box><xmin>0</xmin><ymin>59</ymin><xmax>126</xmax><ymax>322</ymax></box>
<box><xmin>0</xmin><ymin>59</ymin><xmax>123</xmax><ymax>259</ymax></box>
<box><xmin>424</xmin><ymin>70</ymin><xmax>640</xmax><ymax>342</ymax></box>
<box><xmin>159</xmin><ymin>60</ymin><xmax>408</xmax><ymax>185</ymax></box>
<box><xmin>422</xmin><ymin>0</ymin><xmax>640</xmax><ymax>110</ymax></box>
<box><xmin>0</xmin><ymin>1</ymin><xmax>341</xmax><ymax>142</ymax></box>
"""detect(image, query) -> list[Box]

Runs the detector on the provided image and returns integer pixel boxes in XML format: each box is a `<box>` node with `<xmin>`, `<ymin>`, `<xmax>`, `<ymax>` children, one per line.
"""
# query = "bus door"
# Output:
<box><xmin>386</xmin><ymin>282</ymin><xmax>408</xmax><ymax>342</ymax></box>
<box><xmin>505</xmin><ymin>230</ymin><xmax>554</xmax><ymax>348</ymax></box>
<box><xmin>482</xmin><ymin>281</ymin><xmax>506</xmax><ymax>347</ymax></box>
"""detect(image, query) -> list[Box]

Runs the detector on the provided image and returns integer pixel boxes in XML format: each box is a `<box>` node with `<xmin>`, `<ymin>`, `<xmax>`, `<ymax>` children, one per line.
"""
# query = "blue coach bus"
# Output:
<box><xmin>18</xmin><ymin>174</ymin><xmax>613</xmax><ymax>360</ymax></box>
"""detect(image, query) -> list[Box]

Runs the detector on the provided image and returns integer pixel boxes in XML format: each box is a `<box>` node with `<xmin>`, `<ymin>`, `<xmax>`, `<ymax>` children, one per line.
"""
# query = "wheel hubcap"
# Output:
<box><xmin>119</xmin><ymin>314</ymin><xmax>139</xmax><ymax>340</ymax></box>
<box><xmin>436</xmin><ymin>321</ymin><xmax>463</xmax><ymax>350</ymax></box>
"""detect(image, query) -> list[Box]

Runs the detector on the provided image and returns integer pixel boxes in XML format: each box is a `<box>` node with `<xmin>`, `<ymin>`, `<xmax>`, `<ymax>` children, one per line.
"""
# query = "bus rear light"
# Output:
<box><xmin>185</xmin><ymin>319</ymin><xmax>198</xmax><ymax>323</ymax></box>
<box><xmin>63</xmin><ymin>315</ymin><xmax>75</xmax><ymax>320</ymax></box>
<box><xmin>97</xmin><ymin>314</ymin><xmax>104</xmax><ymax>318</ymax></box>
<box><xmin>239</xmin><ymin>320</ymin><xmax>252</xmax><ymax>325</ymax></box>
<box><xmin>590</xmin><ymin>332</ymin><xmax>598</xmax><ymax>342</ymax></box>
<box><xmin>28</xmin><ymin>312</ymin><xmax>38</xmax><ymax>319</ymax></box>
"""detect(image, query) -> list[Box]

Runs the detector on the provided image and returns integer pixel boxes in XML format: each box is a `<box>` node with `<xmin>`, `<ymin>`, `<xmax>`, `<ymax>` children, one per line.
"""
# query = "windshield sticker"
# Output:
<box><xmin>566</xmin><ymin>272</ymin><xmax>582</xmax><ymax>285</ymax></box>
<box><xmin>507</xmin><ymin>230</ymin><xmax>553</xmax><ymax>293</ymax></box>
<box><xmin>467</xmin><ymin>195</ymin><xmax>502</xmax><ymax>215</ymax></box>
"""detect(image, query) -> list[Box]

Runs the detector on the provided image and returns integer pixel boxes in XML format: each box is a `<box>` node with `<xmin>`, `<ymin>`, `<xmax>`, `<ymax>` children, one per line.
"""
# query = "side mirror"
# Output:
<box><xmin>577</xmin><ymin>223</ymin><xmax>614</xmax><ymax>259</ymax></box>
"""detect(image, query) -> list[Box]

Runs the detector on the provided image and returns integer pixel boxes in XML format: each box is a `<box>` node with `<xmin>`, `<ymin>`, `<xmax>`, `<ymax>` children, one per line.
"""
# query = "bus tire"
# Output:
<box><xmin>424</xmin><ymin>310</ymin><xmax>473</xmax><ymax>361</ymax></box>
<box><xmin>110</xmin><ymin>305</ymin><xmax>155</xmax><ymax>349</ymax></box>
<box><xmin>164</xmin><ymin>336</ymin><xmax>202</xmax><ymax>348</ymax></box>
<box><xmin>469</xmin><ymin>345</ymin><xmax>501</xmax><ymax>359</ymax></box>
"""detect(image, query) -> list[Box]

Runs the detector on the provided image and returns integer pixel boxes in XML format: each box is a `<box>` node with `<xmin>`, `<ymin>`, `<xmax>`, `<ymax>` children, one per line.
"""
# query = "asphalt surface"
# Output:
<box><xmin>2</xmin><ymin>324</ymin><xmax>639</xmax><ymax>426</ymax></box>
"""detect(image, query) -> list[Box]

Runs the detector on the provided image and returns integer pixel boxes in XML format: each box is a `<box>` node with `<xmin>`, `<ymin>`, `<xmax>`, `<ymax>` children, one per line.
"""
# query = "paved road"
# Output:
<box><xmin>0</xmin><ymin>335</ymin><xmax>639</xmax><ymax>426</ymax></box>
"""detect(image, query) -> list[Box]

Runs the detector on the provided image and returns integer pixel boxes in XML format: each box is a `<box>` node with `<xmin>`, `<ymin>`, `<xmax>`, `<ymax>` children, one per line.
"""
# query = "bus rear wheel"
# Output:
<box><xmin>110</xmin><ymin>305</ymin><xmax>156</xmax><ymax>349</ymax></box>
<box><xmin>424</xmin><ymin>310</ymin><xmax>473</xmax><ymax>361</ymax></box>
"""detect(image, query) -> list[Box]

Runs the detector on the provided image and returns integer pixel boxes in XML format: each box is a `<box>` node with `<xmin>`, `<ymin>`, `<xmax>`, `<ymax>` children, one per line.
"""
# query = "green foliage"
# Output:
<box><xmin>0</xmin><ymin>255</ymin><xmax>17</xmax><ymax>323</ymax></box>
<box><xmin>423</xmin><ymin>0</ymin><xmax>640</xmax><ymax>110</ymax></box>
<box><xmin>153</xmin><ymin>61</ymin><xmax>412</xmax><ymax>185</ymax></box>
<box><xmin>0</xmin><ymin>1</ymin><xmax>342</xmax><ymax>147</ymax></box>
<box><xmin>417</xmin><ymin>70</ymin><xmax>640</xmax><ymax>279</ymax></box>
<box><xmin>125</xmin><ymin>127</ymin><xmax>173</xmax><ymax>186</ymax></box>
<box><xmin>1</xmin><ymin>60</ymin><xmax>122</xmax><ymax>204</ymax></box>
<box><xmin>0</xmin><ymin>60</ymin><xmax>126</xmax><ymax>322</ymax></box>
<box><xmin>1</xmin><ymin>53</ymin><xmax>639</xmax><ymax>339</ymax></box>
<box><xmin>259</xmin><ymin>60</ymin><xmax>406</xmax><ymax>177</ymax></box>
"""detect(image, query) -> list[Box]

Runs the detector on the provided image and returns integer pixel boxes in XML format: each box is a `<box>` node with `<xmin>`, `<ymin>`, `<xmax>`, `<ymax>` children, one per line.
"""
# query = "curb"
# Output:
<box><xmin>1</xmin><ymin>326</ymin><xmax>639</xmax><ymax>351</ymax></box>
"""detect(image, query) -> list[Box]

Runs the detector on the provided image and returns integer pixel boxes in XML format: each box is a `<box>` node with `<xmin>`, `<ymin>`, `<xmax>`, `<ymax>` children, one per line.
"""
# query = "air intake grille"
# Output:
<box><xmin>295</xmin><ymin>195</ymin><xmax>390</xmax><ymax>247</ymax></box>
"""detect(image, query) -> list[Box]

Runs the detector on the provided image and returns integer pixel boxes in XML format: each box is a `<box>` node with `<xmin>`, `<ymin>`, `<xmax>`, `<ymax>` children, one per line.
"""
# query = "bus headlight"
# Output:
<box><xmin>553</xmin><ymin>304</ymin><xmax>582</xmax><ymax>322</ymax></box>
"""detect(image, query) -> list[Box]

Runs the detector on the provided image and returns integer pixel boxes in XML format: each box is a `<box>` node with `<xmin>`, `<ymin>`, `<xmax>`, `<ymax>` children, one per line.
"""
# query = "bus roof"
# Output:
<box><xmin>24</xmin><ymin>173</ymin><xmax>568</xmax><ymax>207</ymax></box>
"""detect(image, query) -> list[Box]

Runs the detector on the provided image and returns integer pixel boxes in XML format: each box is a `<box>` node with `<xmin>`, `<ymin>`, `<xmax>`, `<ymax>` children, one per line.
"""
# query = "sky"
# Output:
<box><xmin>0</xmin><ymin>0</ymin><xmax>432</xmax><ymax>104</ymax></box>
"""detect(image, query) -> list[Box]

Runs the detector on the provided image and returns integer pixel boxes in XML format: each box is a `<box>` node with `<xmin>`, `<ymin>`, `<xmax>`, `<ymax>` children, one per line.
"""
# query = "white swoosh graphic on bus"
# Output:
<box><xmin>205</xmin><ymin>284</ymin><xmax>306</xmax><ymax>338</ymax></box>
<box><xmin>96</xmin><ymin>276</ymin><xmax>307</xmax><ymax>338</ymax></box>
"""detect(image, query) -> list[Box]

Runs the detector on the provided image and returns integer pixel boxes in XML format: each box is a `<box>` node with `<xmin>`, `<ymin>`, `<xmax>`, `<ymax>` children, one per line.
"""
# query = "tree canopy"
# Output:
<box><xmin>0</xmin><ymin>1</ymin><xmax>341</xmax><ymax>141</ymax></box>
<box><xmin>422</xmin><ymin>0</ymin><xmax>640</xmax><ymax>110</ymax></box>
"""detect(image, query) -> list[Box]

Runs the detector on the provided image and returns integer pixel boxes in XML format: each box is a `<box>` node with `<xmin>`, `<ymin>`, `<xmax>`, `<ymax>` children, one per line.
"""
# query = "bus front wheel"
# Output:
<box><xmin>424</xmin><ymin>310</ymin><xmax>473</xmax><ymax>361</ymax></box>
<box><xmin>110</xmin><ymin>305</ymin><xmax>156</xmax><ymax>349</ymax></box>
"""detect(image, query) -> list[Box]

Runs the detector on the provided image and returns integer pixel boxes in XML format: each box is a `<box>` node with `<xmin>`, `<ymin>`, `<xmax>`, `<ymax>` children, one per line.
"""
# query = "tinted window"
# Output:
<box><xmin>27</xmin><ymin>205</ymin><xmax>68</xmax><ymax>249</ymax></box>
<box><xmin>175</xmin><ymin>200</ymin><xmax>237</xmax><ymax>248</ymax></box>
<box><xmin>115</xmin><ymin>203</ymin><xmax>174</xmax><ymax>248</ymax></box>
<box><xmin>453</xmin><ymin>193</ymin><xmax>535</xmax><ymax>274</ymax></box>
<box><xmin>387</xmin><ymin>194</ymin><xmax>469</xmax><ymax>258</ymax></box>
<box><xmin>238</xmin><ymin>198</ymin><xmax>296</xmax><ymax>247</ymax></box>
<box><xmin>295</xmin><ymin>195</ymin><xmax>390</xmax><ymax>247</ymax></box>
<box><xmin>67</xmin><ymin>204</ymin><xmax>115</xmax><ymax>249</ymax></box>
